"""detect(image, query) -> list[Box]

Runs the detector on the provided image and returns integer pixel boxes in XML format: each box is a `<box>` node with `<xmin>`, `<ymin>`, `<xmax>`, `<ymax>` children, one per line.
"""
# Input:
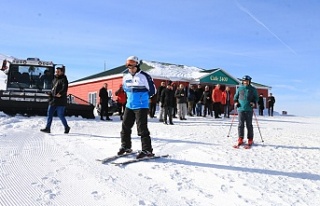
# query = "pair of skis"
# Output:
<box><xmin>96</xmin><ymin>151</ymin><xmax>169</xmax><ymax>166</ymax></box>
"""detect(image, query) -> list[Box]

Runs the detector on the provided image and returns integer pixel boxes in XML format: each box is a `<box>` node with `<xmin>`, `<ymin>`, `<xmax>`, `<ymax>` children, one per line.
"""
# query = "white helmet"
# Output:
<box><xmin>126</xmin><ymin>56</ymin><xmax>139</xmax><ymax>64</ymax></box>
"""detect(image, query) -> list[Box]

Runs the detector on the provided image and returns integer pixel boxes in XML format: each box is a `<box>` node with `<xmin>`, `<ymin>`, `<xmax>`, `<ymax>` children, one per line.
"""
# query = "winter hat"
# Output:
<box><xmin>56</xmin><ymin>66</ymin><xmax>65</xmax><ymax>73</ymax></box>
<box><xmin>126</xmin><ymin>56</ymin><xmax>139</xmax><ymax>66</ymax></box>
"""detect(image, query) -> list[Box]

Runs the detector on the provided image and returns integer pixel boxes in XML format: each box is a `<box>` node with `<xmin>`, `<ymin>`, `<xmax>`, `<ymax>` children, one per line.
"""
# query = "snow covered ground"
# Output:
<box><xmin>0</xmin><ymin>112</ymin><xmax>319</xmax><ymax>206</ymax></box>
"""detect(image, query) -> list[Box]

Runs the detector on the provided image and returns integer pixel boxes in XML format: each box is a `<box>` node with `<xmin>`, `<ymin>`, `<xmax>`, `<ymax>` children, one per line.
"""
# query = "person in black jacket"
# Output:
<box><xmin>187</xmin><ymin>85</ymin><xmax>196</xmax><ymax>116</ymax></box>
<box><xmin>200</xmin><ymin>85</ymin><xmax>213</xmax><ymax>117</ymax></box>
<box><xmin>195</xmin><ymin>84</ymin><xmax>204</xmax><ymax>116</ymax></box>
<box><xmin>160</xmin><ymin>84</ymin><xmax>175</xmax><ymax>125</ymax></box>
<box><xmin>40</xmin><ymin>67</ymin><xmax>70</xmax><ymax>134</ymax></box>
<box><xmin>267</xmin><ymin>93</ymin><xmax>276</xmax><ymax>116</ymax></box>
<box><xmin>258</xmin><ymin>93</ymin><xmax>265</xmax><ymax>116</ymax></box>
<box><xmin>99</xmin><ymin>83</ymin><xmax>112</xmax><ymax>121</ymax></box>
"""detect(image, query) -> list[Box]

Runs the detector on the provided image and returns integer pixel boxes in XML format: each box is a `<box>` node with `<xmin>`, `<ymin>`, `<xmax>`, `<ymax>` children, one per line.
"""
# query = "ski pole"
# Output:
<box><xmin>253</xmin><ymin>109</ymin><xmax>264</xmax><ymax>143</ymax></box>
<box><xmin>227</xmin><ymin>107</ymin><xmax>237</xmax><ymax>137</ymax></box>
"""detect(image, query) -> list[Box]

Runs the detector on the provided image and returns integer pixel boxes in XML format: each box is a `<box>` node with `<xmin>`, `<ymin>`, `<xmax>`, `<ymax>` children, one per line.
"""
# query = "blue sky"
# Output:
<box><xmin>1</xmin><ymin>0</ymin><xmax>319</xmax><ymax>116</ymax></box>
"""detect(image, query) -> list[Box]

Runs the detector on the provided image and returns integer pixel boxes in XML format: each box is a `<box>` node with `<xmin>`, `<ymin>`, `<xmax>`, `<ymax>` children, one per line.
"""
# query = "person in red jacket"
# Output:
<box><xmin>212</xmin><ymin>84</ymin><xmax>223</xmax><ymax>118</ymax></box>
<box><xmin>221</xmin><ymin>86</ymin><xmax>233</xmax><ymax>118</ymax></box>
<box><xmin>115</xmin><ymin>84</ymin><xmax>127</xmax><ymax>120</ymax></box>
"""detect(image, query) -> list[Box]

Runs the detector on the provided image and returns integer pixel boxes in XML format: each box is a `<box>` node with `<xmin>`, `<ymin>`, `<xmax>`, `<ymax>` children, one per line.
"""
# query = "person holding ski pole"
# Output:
<box><xmin>117</xmin><ymin>56</ymin><xmax>157</xmax><ymax>159</ymax></box>
<box><xmin>233</xmin><ymin>75</ymin><xmax>258</xmax><ymax>148</ymax></box>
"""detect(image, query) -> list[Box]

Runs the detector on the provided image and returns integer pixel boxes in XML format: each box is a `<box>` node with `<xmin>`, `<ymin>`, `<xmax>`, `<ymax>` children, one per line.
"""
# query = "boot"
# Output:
<box><xmin>248</xmin><ymin>138</ymin><xmax>253</xmax><ymax>146</ymax></box>
<box><xmin>64</xmin><ymin>126</ymin><xmax>70</xmax><ymax>134</ymax></box>
<box><xmin>237</xmin><ymin>137</ymin><xmax>244</xmax><ymax>146</ymax></box>
<box><xmin>117</xmin><ymin>147</ymin><xmax>133</xmax><ymax>155</ymax></box>
<box><xmin>40</xmin><ymin>128</ymin><xmax>51</xmax><ymax>133</ymax></box>
<box><xmin>136</xmin><ymin>150</ymin><xmax>154</xmax><ymax>159</ymax></box>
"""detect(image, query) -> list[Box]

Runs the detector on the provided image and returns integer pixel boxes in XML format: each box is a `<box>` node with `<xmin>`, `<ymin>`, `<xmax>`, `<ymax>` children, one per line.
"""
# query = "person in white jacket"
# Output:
<box><xmin>117</xmin><ymin>56</ymin><xmax>157</xmax><ymax>159</ymax></box>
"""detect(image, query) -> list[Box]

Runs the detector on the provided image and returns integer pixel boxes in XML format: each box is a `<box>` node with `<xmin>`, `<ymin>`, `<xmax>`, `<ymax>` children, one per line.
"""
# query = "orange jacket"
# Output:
<box><xmin>212</xmin><ymin>87</ymin><xmax>222</xmax><ymax>103</ymax></box>
<box><xmin>221</xmin><ymin>91</ymin><xmax>234</xmax><ymax>105</ymax></box>
<box><xmin>115</xmin><ymin>87</ymin><xmax>127</xmax><ymax>104</ymax></box>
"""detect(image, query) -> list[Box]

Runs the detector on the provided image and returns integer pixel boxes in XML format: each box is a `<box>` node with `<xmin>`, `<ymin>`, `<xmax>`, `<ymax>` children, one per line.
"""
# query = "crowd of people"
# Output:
<box><xmin>154</xmin><ymin>82</ymin><xmax>238</xmax><ymax>123</ymax></box>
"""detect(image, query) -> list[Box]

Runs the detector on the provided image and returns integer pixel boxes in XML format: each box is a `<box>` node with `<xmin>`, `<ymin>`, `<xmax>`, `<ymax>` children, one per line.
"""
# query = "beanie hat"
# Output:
<box><xmin>56</xmin><ymin>66</ymin><xmax>65</xmax><ymax>73</ymax></box>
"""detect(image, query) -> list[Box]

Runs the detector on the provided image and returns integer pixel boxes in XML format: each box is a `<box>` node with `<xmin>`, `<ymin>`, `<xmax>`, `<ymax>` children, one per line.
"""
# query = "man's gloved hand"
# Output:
<box><xmin>234</xmin><ymin>102</ymin><xmax>240</xmax><ymax>108</ymax></box>
<box><xmin>250</xmin><ymin>102</ymin><xmax>255</xmax><ymax>108</ymax></box>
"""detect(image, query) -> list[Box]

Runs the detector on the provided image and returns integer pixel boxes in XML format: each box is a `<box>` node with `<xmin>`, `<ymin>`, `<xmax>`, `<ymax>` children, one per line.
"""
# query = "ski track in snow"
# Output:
<box><xmin>0</xmin><ymin>114</ymin><xmax>320</xmax><ymax>205</ymax></box>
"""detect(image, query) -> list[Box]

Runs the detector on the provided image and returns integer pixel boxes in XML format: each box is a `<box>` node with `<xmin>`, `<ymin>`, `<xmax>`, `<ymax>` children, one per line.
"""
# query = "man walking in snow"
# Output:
<box><xmin>233</xmin><ymin>75</ymin><xmax>258</xmax><ymax>147</ymax></box>
<box><xmin>117</xmin><ymin>56</ymin><xmax>157</xmax><ymax>159</ymax></box>
<box><xmin>40</xmin><ymin>67</ymin><xmax>70</xmax><ymax>134</ymax></box>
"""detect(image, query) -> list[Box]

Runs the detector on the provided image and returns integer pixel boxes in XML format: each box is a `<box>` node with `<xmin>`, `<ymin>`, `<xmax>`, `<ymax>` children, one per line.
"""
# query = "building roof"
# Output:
<box><xmin>71</xmin><ymin>65</ymin><xmax>127</xmax><ymax>83</ymax></box>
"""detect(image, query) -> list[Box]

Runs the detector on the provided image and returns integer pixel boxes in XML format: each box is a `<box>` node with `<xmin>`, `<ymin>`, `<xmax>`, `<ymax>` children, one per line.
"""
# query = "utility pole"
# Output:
<box><xmin>104</xmin><ymin>61</ymin><xmax>106</xmax><ymax>71</ymax></box>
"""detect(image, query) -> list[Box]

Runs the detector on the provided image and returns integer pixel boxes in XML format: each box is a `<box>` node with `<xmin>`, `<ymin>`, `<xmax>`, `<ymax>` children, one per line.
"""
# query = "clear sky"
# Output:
<box><xmin>1</xmin><ymin>0</ymin><xmax>319</xmax><ymax>116</ymax></box>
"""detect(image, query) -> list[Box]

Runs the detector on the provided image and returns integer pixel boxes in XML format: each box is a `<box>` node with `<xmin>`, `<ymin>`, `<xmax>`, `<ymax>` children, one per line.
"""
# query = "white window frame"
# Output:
<box><xmin>88</xmin><ymin>92</ymin><xmax>97</xmax><ymax>106</ymax></box>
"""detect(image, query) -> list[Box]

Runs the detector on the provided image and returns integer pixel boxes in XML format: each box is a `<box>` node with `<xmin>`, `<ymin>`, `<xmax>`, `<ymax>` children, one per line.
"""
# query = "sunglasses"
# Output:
<box><xmin>127</xmin><ymin>64</ymin><xmax>136</xmax><ymax>68</ymax></box>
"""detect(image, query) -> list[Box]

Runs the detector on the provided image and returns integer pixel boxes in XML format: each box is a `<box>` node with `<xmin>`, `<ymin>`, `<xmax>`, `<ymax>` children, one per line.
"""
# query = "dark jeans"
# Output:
<box><xmin>196</xmin><ymin>102</ymin><xmax>202</xmax><ymax>116</ymax></box>
<box><xmin>224</xmin><ymin>103</ymin><xmax>231</xmax><ymax>117</ymax></box>
<box><xmin>203</xmin><ymin>102</ymin><xmax>212</xmax><ymax>117</ymax></box>
<box><xmin>45</xmin><ymin>105</ymin><xmax>69</xmax><ymax>129</ymax></box>
<box><xmin>100</xmin><ymin>101</ymin><xmax>109</xmax><ymax>119</ymax></box>
<box><xmin>120</xmin><ymin>108</ymin><xmax>152</xmax><ymax>152</ymax></box>
<box><xmin>213</xmin><ymin>102</ymin><xmax>221</xmax><ymax>118</ymax></box>
<box><xmin>268</xmin><ymin>106</ymin><xmax>274</xmax><ymax>116</ymax></box>
<box><xmin>238</xmin><ymin>110</ymin><xmax>254</xmax><ymax>139</ymax></box>
<box><xmin>163</xmin><ymin>106</ymin><xmax>173</xmax><ymax>123</ymax></box>
<box><xmin>259</xmin><ymin>107</ymin><xmax>264</xmax><ymax>116</ymax></box>
<box><xmin>149</xmin><ymin>102</ymin><xmax>156</xmax><ymax>117</ymax></box>
<box><xmin>187</xmin><ymin>101</ymin><xmax>194</xmax><ymax>115</ymax></box>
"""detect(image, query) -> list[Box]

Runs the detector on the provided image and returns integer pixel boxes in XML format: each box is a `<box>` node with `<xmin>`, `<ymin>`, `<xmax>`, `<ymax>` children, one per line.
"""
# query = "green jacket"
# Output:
<box><xmin>234</xmin><ymin>84</ymin><xmax>258</xmax><ymax>112</ymax></box>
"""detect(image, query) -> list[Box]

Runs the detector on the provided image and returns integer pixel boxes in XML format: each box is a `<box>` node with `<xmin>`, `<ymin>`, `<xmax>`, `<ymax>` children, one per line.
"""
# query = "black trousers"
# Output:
<box><xmin>213</xmin><ymin>102</ymin><xmax>221</xmax><ymax>118</ymax></box>
<box><xmin>100</xmin><ymin>101</ymin><xmax>109</xmax><ymax>119</ymax></box>
<box><xmin>149</xmin><ymin>102</ymin><xmax>156</xmax><ymax>117</ymax></box>
<box><xmin>203</xmin><ymin>102</ymin><xmax>212</xmax><ymax>117</ymax></box>
<box><xmin>259</xmin><ymin>107</ymin><xmax>264</xmax><ymax>116</ymax></box>
<box><xmin>163</xmin><ymin>106</ymin><xmax>173</xmax><ymax>123</ymax></box>
<box><xmin>268</xmin><ymin>106</ymin><xmax>274</xmax><ymax>116</ymax></box>
<box><xmin>120</xmin><ymin>108</ymin><xmax>152</xmax><ymax>152</ymax></box>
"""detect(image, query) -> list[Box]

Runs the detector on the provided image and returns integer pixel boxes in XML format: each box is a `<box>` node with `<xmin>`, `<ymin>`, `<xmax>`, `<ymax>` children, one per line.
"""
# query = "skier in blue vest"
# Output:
<box><xmin>117</xmin><ymin>56</ymin><xmax>157</xmax><ymax>159</ymax></box>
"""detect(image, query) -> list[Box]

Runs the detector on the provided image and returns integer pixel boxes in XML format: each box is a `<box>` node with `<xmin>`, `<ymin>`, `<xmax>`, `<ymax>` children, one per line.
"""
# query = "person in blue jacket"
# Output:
<box><xmin>233</xmin><ymin>75</ymin><xmax>259</xmax><ymax>147</ymax></box>
<box><xmin>117</xmin><ymin>56</ymin><xmax>157</xmax><ymax>159</ymax></box>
